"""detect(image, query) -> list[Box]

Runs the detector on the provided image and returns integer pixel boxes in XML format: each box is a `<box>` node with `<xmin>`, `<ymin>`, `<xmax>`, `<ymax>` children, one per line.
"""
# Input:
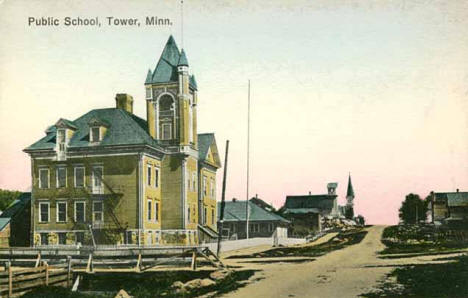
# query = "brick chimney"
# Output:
<box><xmin>115</xmin><ymin>93</ymin><xmax>133</xmax><ymax>113</ymax></box>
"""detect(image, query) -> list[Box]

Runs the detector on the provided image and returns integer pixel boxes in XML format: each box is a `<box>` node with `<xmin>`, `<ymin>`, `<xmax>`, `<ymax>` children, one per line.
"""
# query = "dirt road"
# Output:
<box><xmin>222</xmin><ymin>225</ymin><xmax>392</xmax><ymax>298</ymax></box>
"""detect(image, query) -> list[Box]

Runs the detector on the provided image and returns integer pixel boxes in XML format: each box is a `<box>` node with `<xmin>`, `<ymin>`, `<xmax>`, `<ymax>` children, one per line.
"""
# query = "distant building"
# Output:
<box><xmin>0</xmin><ymin>193</ymin><xmax>31</xmax><ymax>247</ymax></box>
<box><xmin>282</xmin><ymin>175</ymin><xmax>357</xmax><ymax>236</ymax></box>
<box><xmin>431</xmin><ymin>190</ymin><xmax>468</xmax><ymax>224</ymax></box>
<box><xmin>217</xmin><ymin>199</ymin><xmax>290</xmax><ymax>240</ymax></box>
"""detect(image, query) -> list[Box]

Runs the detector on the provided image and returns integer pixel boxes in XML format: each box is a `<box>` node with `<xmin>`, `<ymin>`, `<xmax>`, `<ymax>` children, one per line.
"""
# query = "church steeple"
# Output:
<box><xmin>346</xmin><ymin>173</ymin><xmax>355</xmax><ymax>207</ymax></box>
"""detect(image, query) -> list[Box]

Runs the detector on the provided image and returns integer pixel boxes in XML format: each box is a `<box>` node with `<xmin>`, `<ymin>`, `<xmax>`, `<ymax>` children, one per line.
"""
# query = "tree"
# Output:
<box><xmin>399</xmin><ymin>193</ymin><xmax>428</xmax><ymax>224</ymax></box>
<box><xmin>0</xmin><ymin>189</ymin><xmax>22</xmax><ymax>211</ymax></box>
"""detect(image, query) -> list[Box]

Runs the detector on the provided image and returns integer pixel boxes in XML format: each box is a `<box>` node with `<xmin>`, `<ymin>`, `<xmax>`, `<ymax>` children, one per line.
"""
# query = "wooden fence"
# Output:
<box><xmin>0</xmin><ymin>259</ymin><xmax>73</xmax><ymax>297</ymax></box>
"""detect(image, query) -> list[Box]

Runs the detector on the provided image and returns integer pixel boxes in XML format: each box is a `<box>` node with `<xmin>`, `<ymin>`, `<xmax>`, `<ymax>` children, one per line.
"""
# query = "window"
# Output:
<box><xmin>210</xmin><ymin>178</ymin><xmax>215</xmax><ymax>197</ymax></box>
<box><xmin>147</xmin><ymin>199</ymin><xmax>152</xmax><ymax>221</ymax></box>
<box><xmin>192</xmin><ymin>172</ymin><xmax>196</xmax><ymax>191</ymax></box>
<box><xmin>192</xmin><ymin>206</ymin><xmax>196</xmax><ymax>223</ymax></box>
<box><xmin>57</xmin><ymin>129</ymin><xmax>66</xmax><ymax>153</ymax></box>
<box><xmin>155</xmin><ymin>168</ymin><xmax>159</xmax><ymax>188</ymax></box>
<box><xmin>92</xmin><ymin>166</ymin><xmax>103</xmax><ymax>193</ymax></box>
<box><xmin>203</xmin><ymin>207</ymin><xmax>207</xmax><ymax>225</ymax></box>
<box><xmin>39</xmin><ymin>169</ymin><xmax>49</xmax><ymax>189</ymax></box>
<box><xmin>56</xmin><ymin>167</ymin><xmax>67</xmax><ymax>188</ymax></box>
<box><xmin>145</xmin><ymin>88</ymin><xmax>152</xmax><ymax>99</ymax></box>
<box><xmin>56</xmin><ymin>201</ymin><xmax>67</xmax><ymax>223</ymax></box>
<box><xmin>75</xmin><ymin>202</ymin><xmax>85</xmax><ymax>223</ymax></box>
<box><xmin>74</xmin><ymin>167</ymin><xmax>85</xmax><ymax>187</ymax></box>
<box><xmin>147</xmin><ymin>231</ymin><xmax>152</xmax><ymax>244</ymax></box>
<box><xmin>147</xmin><ymin>165</ymin><xmax>152</xmax><ymax>186</ymax></box>
<box><xmin>58</xmin><ymin>233</ymin><xmax>67</xmax><ymax>245</ymax></box>
<box><xmin>268</xmin><ymin>223</ymin><xmax>274</xmax><ymax>232</ymax></box>
<box><xmin>187</xmin><ymin>207</ymin><xmax>191</xmax><ymax>223</ymax></box>
<box><xmin>162</xmin><ymin>123</ymin><xmax>172</xmax><ymax>140</ymax></box>
<box><xmin>250</xmin><ymin>223</ymin><xmax>260</xmax><ymax>233</ymax></box>
<box><xmin>91</xmin><ymin>127</ymin><xmax>100</xmax><ymax>142</ymax></box>
<box><xmin>75</xmin><ymin>232</ymin><xmax>84</xmax><ymax>244</ymax></box>
<box><xmin>211</xmin><ymin>208</ymin><xmax>215</xmax><ymax>225</ymax></box>
<box><xmin>57</xmin><ymin>129</ymin><xmax>65</xmax><ymax>143</ymax></box>
<box><xmin>203</xmin><ymin>176</ymin><xmax>207</xmax><ymax>196</ymax></box>
<box><xmin>40</xmin><ymin>233</ymin><xmax>49</xmax><ymax>245</ymax></box>
<box><xmin>39</xmin><ymin>202</ymin><xmax>49</xmax><ymax>222</ymax></box>
<box><xmin>154</xmin><ymin>202</ymin><xmax>159</xmax><ymax>222</ymax></box>
<box><xmin>93</xmin><ymin>201</ymin><xmax>103</xmax><ymax>222</ymax></box>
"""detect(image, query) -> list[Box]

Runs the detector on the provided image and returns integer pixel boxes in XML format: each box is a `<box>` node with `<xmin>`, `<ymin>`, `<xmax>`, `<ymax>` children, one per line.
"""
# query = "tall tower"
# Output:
<box><xmin>144</xmin><ymin>36</ymin><xmax>200</xmax><ymax>230</ymax></box>
<box><xmin>144</xmin><ymin>35</ymin><xmax>198</xmax><ymax>150</ymax></box>
<box><xmin>346</xmin><ymin>173</ymin><xmax>355</xmax><ymax>208</ymax></box>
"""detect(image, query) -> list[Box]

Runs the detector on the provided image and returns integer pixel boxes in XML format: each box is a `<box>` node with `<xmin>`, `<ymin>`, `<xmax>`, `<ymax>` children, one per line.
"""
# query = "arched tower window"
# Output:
<box><xmin>158</xmin><ymin>94</ymin><xmax>175</xmax><ymax>140</ymax></box>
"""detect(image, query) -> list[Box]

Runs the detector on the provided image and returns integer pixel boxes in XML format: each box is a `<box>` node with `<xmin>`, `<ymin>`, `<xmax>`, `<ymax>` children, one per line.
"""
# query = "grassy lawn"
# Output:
<box><xmin>361</xmin><ymin>255</ymin><xmax>468</xmax><ymax>297</ymax></box>
<box><xmin>227</xmin><ymin>229</ymin><xmax>368</xmax><ymax>259</ymax></box>
<box><xmin>380</xmin><ymin>225</ymin><xmax>468</xmax><ymax>255</ymax></box>
<box><xmin>21</xmin><ymin>269</ymin><xmax>257</xmax><ymax>298</ymax></box>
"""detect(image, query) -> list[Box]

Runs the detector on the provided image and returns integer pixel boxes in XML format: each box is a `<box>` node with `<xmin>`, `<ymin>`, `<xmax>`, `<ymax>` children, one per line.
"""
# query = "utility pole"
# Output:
<box><xmin>416</xmin><ymin>204</ymin><xmax>419</xmax><ymax>224</ymax></box>
<box><xmin>245</xmin><ymin>80</ymin><xmax>251</xmax><ymax>239</ymax></box>
<box><xmin>217</xmin><ymin>140</ymin><xmax>229</xmax><ymax>256</ymax></box>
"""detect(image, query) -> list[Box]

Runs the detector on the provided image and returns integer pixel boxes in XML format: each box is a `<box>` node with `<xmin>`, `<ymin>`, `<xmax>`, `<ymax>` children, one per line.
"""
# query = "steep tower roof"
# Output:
<box><xmin>178</xmin><ymin>49</ymin><xmax>189</xmax><ymax>66</ymax></box>
<box><xmin>148</xmin><ymin>35</ymin><xmax>181</xmax><ymax>84</ymax></box>
<box><xmin>347</xmin><ymin>174</ymin><xmax>355</xmax><ymax>198</ymax></box>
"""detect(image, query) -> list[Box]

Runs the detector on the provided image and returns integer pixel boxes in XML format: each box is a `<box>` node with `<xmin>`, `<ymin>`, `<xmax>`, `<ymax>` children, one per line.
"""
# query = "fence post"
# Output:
<box><xmin>44</xmin><ymin>261</ymin><xmax>49</xmax><ymax>286</ymax></box>
<box><xmin>67</xmin><ymin>256</ymin><xmax>72</xmax><ymax>288</ymax></box>
<box><xmin>191</xmin><ymin>250</ymin><xmax>197</xmax><ymax>271</ymax></box>
<box><xmin>6</xmin><ymin>261</ymin><xmax>12</xmax><ymax>298</ymax></box>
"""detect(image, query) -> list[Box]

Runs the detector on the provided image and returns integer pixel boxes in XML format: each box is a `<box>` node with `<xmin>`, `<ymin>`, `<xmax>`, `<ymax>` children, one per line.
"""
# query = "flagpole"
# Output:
<box><xmin>246</xmin><ymin>80</ymin><xmax>251</xmax><ymax>239</ymax></box>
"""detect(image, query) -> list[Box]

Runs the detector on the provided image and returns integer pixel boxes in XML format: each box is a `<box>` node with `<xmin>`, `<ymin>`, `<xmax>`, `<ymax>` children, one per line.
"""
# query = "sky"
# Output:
<box><xmin>1</xmin><ymin>0</ymin><xmax>467</xmax><ymax>225</ymax></box>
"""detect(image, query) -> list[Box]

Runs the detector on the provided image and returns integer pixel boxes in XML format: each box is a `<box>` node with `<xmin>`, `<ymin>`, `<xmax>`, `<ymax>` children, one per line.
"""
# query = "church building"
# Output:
<box><xmin>24</xmin><ymin>36</ymin><xmax>221</xmax><ymax>246</ymax></box>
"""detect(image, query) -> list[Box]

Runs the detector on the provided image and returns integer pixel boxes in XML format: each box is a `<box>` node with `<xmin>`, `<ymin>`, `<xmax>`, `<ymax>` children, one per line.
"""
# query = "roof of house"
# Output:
<box><xmin>0</xmin><ymin>193</ymin><xmax>31</xmax><ymax>231</ymax></box>
<box><xmin>434</xmin><ymin>192</ymin><xmax>468</xmax><ymax>206</ymax></box>
<box><xmin>283</xmin><ymin>208</ymin><xmax>321</xmax><ymax>214</ymax></box>
<box><xmin>435</xmin><ymin>192</ymin><xmax>468</xmax><ymax>207</ymax></box>
<box><xmin>284</xmin><ymin>195</ymin><xmax>336</xmax><ymax>213</ymax></box>
<box><xmin>145</xmin><ymin>35</ymin><xmax>197</xmax><ymax>90</ymax></box>
<box><xmin>218</xmin><ymin>200</ymin><xmax>289</xmax><ymax>223</ymax></box>
<box><xmin>249</xmin><ymin>197</ymin><xmax>275</xmax><ymax>212</ymax></box>
<box><xmin>198</xmin><ymin>133</ymin><xmax>221</xmax><ymax>167</ymax></box>
<box><xmin>347</xmin><ymin>174</ymin><xmax>355</xmax><ymax>197</ymax></box>
<box><xmin>25</xmin><ymin>108</ymin><xmax>159</xmax><ymax>151</ymax></box>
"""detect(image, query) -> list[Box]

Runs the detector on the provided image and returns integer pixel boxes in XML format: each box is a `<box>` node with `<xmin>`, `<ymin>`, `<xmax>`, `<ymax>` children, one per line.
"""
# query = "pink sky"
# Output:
<box><xmin>1</xmin><ymin>1</ymin><xmax>467</xmax><ymax>224</ymax></box>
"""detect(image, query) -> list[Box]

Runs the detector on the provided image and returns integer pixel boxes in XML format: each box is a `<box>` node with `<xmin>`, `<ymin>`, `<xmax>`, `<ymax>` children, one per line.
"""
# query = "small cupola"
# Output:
<box><xmin>115</xmin><ymin>93</ymin><xmax>134</xmax><ymax>114</ymax></box>
<box><xmin>327</xmin><ymin>182</ymin><xmax>338</xmax><ymax>195</ymax></box>
<box><xmin>88</xmin><ymin>117</ymin><xmax>109</xmax><ymax>144</ymax></box>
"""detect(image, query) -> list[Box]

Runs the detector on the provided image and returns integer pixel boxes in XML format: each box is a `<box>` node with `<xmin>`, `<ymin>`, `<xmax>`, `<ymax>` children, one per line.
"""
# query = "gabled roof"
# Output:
<box><xmin>55</xmin><ymin>118</ymin><xmax>77</xmax><ymax>130</ymax></box>
<box><xmin>25</xmin><ymin>108</ymin><xmax>158</xmax><ymax>151</ymax></box>
<box><xmin>198</xmin><ymin>133</ymin><xmax>221</xmax><ymax>168</ymax></box>
<box><xmin>218</xmin><ymin>200</ymin><xmax>289</xmax><ymax>223</ymax></box>
<box><xmin>285</xmin><ymin>195</ymin><xmax>336</xmax><ymax>212</ymax></box>
<box><xmin>346</xmin><ymin>174</ymin><xmax>355</xmax><ymax>197</ymax></box>
<box><xmin>0</xmin><ymin>193</ymin><xmax>31</xmax><ymax>231</ymax></box>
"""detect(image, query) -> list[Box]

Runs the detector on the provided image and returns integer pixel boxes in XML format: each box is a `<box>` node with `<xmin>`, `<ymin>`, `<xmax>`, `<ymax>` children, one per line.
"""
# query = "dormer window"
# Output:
<box><xmin>91</xmin><ymin>127</ymin><xmax>101</xmax><ymax>142</ymax></box>
<box><xmin>88</xmin><ymin>117</ymin><xmax>109</xmax><ymax>144</ymax></box>
<box><xmin>54</xmin><ymin>118</ymin><xmax>77</xmax><ymax>161</ymax></box>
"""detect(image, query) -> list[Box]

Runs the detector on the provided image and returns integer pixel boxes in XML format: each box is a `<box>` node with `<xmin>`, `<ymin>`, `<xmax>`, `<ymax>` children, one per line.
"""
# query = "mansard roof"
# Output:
<box><xmin>25</xmin><ymin>108</ymin><xmax>158</xmax><ymax>152</ymax></box>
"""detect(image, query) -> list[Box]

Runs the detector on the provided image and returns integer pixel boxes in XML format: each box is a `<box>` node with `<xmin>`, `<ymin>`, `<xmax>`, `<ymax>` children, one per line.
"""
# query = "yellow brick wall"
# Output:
<box><xmin>200</xmin><ymin>167</ymin><xmax>217</xmax><ymax>230</ymax></box>
<box><xmin>143</xmin><ymin>155</ymin><xmax>162</xmax><ymax>230</ymax></box>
